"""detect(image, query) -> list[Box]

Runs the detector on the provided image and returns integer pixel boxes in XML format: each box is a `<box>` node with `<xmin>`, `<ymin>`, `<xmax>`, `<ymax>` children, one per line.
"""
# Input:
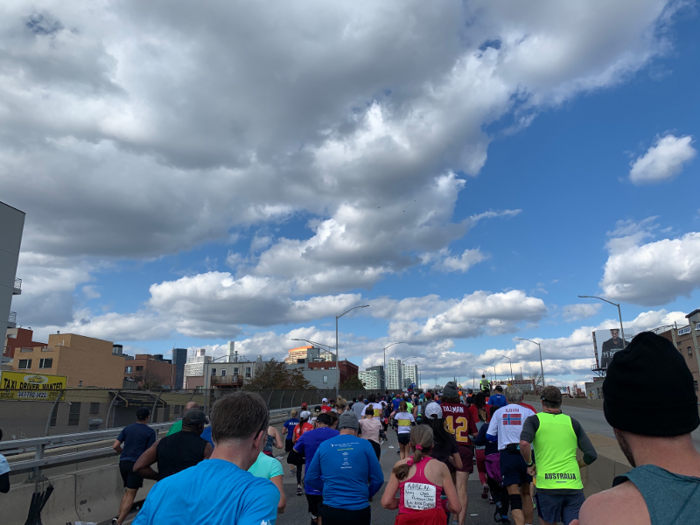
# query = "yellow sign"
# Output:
<box><xmin>0</xmin><ymin>371</ymin><xmax>67</xmax><ymax>401</ymax></box>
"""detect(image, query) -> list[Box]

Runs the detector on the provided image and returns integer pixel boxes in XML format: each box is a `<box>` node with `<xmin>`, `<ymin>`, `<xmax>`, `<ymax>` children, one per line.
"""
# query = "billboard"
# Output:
<box><xmin>0</xmin><ymin>371</ymin><xmax>67</xmax><ymax>401</ymax></box>
<box><xmin>592</xmin><ymin>328</ymin><xmax>628</xmax><ymax>370</ymax></box>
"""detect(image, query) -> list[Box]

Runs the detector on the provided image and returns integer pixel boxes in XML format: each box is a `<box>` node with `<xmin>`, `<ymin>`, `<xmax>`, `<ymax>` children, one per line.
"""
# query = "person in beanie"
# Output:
<box><xmin>305</xmin><ymin>411</ymin><xmax>384</xmax><ymax>525</ymax></box>
<box><xmin>575</xmin><ymin>332</ymin><xmax>700</xmax><ymax>525</ymax></box>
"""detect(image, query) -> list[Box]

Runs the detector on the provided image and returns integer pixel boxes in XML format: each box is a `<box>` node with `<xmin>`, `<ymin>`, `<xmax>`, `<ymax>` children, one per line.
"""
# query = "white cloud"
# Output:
<box><xmin>629</xmin><ymin>134</ymin><xmax>697</xmax><ymax>184</ymax></box>
<box><xmin>562</xmin><ymin>303</ymin><xmax>601</xmax><ymax>322</ymax></box>
<box><xmin>436</xmin><ymin>248</ymin><xmax>490</xmax><ymax>273</ymax></box>
<box><xmin>601</xmin><ymin>219</ymin><xmax>700</xmax><ymax>305</ymax></box>
<box><xmin>81</xmin><ymin>285</ymin><xmax>101</xmax><ymax>300</ymax></box>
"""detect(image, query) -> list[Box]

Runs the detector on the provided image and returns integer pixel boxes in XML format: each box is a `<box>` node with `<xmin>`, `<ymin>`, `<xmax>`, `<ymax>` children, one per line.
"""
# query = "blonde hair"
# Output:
<box><xmin>291</xmin><ymin>409</ymin><xmax>299</xmax><ymax>418</ymax></box>
<box><xmin>393</xmin><ymin>425</ymin><xmax>434</xmax><ymax>481</ymax></box>
<box><xmin>335</xmin><ymin>396</ymin><xmax>347</xmax><ymax>410</ymax></box>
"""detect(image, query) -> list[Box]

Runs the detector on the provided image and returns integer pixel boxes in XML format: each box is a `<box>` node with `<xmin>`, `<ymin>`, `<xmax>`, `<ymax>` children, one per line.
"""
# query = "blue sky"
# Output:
<box><xmin>4</xmin><ymin>0</ymin><xmax>699</xmax><ymax>389</ymax></box>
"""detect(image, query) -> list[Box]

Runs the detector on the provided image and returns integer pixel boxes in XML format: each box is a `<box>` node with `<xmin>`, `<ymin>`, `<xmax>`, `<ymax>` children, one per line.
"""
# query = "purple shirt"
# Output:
<box><xmin>293</xmin><ymin>427</ymin><xmax>339</xmax><ymax>495</ymax></box>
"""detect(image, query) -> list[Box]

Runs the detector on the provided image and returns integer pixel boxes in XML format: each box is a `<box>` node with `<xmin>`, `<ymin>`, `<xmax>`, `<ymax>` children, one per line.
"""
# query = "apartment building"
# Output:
<box><xmin>0</xmin><ymin>201</ymin><xmax>24</xmax><ymax>345</ymax></box>
<box><xmin>657</xmin><ymin>308</ymin><xmax>700</xmax><ymax>392</ymax></box>
<box><xmin>387</xmin><ymin>358</ymin><xmax>402</xmax><ymax>390</ymax></box>
<box><xmin>359</xmin><ymin>368</ymin><xmax>382</xmax><ymax>390</ymax></box>
<box><xmin>3</xmin><ymin>327</ymin><xmax>45</xmax><ymax>359</ymax></box>
<box><xmin>123</xmin><ymin>354</ymin><xmax>176</xmax><ymax>389</ymax></box>
<box><xmin>13</xmin><ymin>333</ymin><xmax>125</xmax><ymax>388</ymax></box>
<box><xmin>402</xmin><ymin>363</ymin><xmax>418</xmax><ymax>389</ymax></box>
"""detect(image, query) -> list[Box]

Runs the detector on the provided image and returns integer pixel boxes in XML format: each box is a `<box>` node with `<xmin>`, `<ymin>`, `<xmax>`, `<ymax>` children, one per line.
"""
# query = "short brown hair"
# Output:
<box><xmin>541</xmin><ymin>385</ymin><xmax>562</xmax><ymax>408</ymax></box>
<box><xmin>211</xmin><ymin>391</ymin><xmax>269</xmax><ymax>444</ymax></box>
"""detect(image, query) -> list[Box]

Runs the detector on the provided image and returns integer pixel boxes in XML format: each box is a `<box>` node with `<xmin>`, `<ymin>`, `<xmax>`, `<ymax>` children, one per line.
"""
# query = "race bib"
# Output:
<box><xmin>404</xmin><ymin>482</ymin><xmax>436</xmax><ymax>510</ymax></box>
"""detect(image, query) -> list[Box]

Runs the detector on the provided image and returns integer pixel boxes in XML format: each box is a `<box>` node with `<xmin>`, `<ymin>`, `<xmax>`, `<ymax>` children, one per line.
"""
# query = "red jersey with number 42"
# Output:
<box><xmin>440</xmin><ymin>403</ymin><xmax>478</xmax><ymax>447</ymax></box>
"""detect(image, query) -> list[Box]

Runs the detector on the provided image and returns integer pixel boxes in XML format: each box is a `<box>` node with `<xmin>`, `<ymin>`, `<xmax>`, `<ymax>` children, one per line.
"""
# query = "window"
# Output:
<box><xmin>20</xmin><ymin>347</ymin><xmax>33</xmax><ymax>353</ymax></box>
<box><xmin>50</xmin><ymin>403</ymin><xmax>58</xmax><ymax>427</ymax></box>
<box><xmin>688</xmin><ymin>347</ymin><xmax>693</xmax><ymax>357</ymax></box>
<box><xmin>135</xmin><ymin>366</ymin><xmax>144</xmax><ymax>371</ymax></box>
<box><xmin>234</xmin><ymin>367</ymin><xmax>239</xmax><ymax>375</ymax></box>
<box><xmin>211</xmin><ymin>368</ymin><xmax>216</xmax><ymax>375</ymax></box>
<box><xmin>18</xmin><ymin>359</ymin><xmax>32</xmax><ymax>369</ymax></box>
<box><xmin>323</xmin><ymin>375</ymin><xmax>328</xmax><ymax>384</ymax></box>
<box><xmin>68</xmin><ymin>402</ymin><xmax>81</xmax><ymax>426</ymax></box>
<box><xmin>89</xmin><ymin>402</ymin><xmax>100</xmax><ymax>415</ymax></box>
<box><xmin>39</xmin><ymin>358</ymin><xmax>53</xmax><ymax>369</ymax></box>
<box><xmin>245</xmin><ymin>367</ymin><xmax>252</xmax><ymax>378</ymax></box>
<box><xmin>125</xmin><ymin>366</ymin><xmax>133</xmax><ymax>373</ymax></box>
<box><xmin>221</xmin><ymin>369</ymin><xmax>226</xmax><ymax>376</ymax></box>
<box><xmin>174</xmin><ymin>405</ymin><xmax>180</xmax><ymax>415</ymax></box>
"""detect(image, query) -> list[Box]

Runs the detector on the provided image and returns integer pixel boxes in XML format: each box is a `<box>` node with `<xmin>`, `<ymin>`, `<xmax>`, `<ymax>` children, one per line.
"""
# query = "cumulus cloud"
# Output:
<box><xmin>435</xmin><ymin>248</ymin><xmax>490</xmax><ymax>273</ymax></box>
<box><xmin>629</xmin><ymin>134</ymin><xmax>697</xmax><ymax>184</ymax></box>
<box><xmin>562</xmin><ymin>303</ymin><xmax>601</xmax><ymax>322</ymax></box>
<box><xmin>601</xmin><ymin>219</ymin><xmax>700</xmax><ymax>305</ymax></box>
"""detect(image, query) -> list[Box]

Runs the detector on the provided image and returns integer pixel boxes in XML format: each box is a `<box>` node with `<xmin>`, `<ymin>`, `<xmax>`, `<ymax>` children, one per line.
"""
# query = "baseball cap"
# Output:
<box><xmin>300</xmin><ymin>410</ymin><xmax>311</xmax><ymax>419</ymax></box>
<box><xmin>322</xmin><ymin>398</ymin><xmax>329</xmax><ymax>403</ymax></box>
<box><xmin>424</xmin><ymin>402</ymin><xmax>443</xmax><ymax>419</ymax></box>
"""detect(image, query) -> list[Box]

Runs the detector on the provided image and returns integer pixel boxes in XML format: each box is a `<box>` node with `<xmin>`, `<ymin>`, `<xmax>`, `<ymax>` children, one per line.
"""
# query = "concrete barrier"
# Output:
<box><xmin>2</xmin><ymin>473</ymin><xmax>81</xmax><ymax>525</ymax></box>
<box><xmin>523</xmin><ymin>394</ymin><xmax>604</xmax><ymax>411</ymax></box>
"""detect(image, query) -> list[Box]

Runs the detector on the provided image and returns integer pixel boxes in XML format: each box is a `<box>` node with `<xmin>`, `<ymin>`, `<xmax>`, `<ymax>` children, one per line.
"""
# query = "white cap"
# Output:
<box><xmin>424</xmin><ymin>402</ymin><xmax>443</xmax><ymax>419</ymax></box>
<box><xmin>300</xmin><ymin>411</ymin><xmax>311</xmax><ymax>419</ymax></box>
<box><xmin>322</xmin><ymin>398</ymin><xmax>329</xmax><ymax>403</ymax></box>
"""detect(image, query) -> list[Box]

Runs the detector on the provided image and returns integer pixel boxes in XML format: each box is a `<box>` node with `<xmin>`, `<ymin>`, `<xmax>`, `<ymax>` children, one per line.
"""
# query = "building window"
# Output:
<box><xmin>174</xmin><ymin>405</ymin><xmax>180</xmax><ymax>415</ymax></box>
<box><xmin>221</xmin><ymin>369</ymin><xmax>226</xmax><ymax>376</ymax></box>
<box><xmin>39</xmin><ymin>358</ymin><xmax>53</xmax><ymax>369</ymax></box>
<box><xmin>323</xmin><ymin>375</ymin><xmax>328</xmax><ymax>384</ymax></box>
<box><xmin>50</xmin><ymin>403</ymin><xmax>58</xmax><ymax>427</ymax></box>
<box><xmin>20</xmin><ymin>347</ymin><xmax>33</xmax><ymax>353</ymax></box>
<box><xmin>125</xmin><ymin>366</ymin><xmax>133</xmax><ymax>373</ymax></box>
<box><xmin>245</xmin><ymin>367</ymin><xmax>252</xmax><ymax>378</ymax></box>
<box><xmin>89</xmin><ymin>402</ymin><xmax>100</xmax><ymax>415</ymax></box>
<box><xmin>68</xmin><ymin>402</ymin><xmax>81</xmax><ymax>426</ymax></box>
<box><xmin>18</xmin><ymin>359</ymin><xmax>32</xmax><ymax>369</ymax></box>
<box><xmin>234</xmin><ymin>367</ymin><xmax>239</xmax><ymax>375</ymax></box>
<box><xmin>689</xmin><ymin>347</ymin><xmax>693</xmax><ymax>357</ymax></box>
<box><xmin>136</xmin><ymin>366</ymin><xmax>144</xmax><ymax>371</ymax></box>
<box><xmin>211</xmin><ymin>368</ymin><xmax>216</xmax><ymax>375</ymax></box>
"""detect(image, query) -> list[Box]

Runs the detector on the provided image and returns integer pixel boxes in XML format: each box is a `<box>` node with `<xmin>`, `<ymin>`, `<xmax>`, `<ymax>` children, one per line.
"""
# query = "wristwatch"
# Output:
<box><xmin>526</xmin><ymin>460</ymin><xmax>534</xmax><ymax>467</ymax></box>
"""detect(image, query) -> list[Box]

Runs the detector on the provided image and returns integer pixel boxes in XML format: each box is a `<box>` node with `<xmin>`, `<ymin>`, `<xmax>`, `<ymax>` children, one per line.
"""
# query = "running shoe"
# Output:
<box><xmin>500</xmin><ymin>518</ymin><xmax>511</xmax><ymax>525</ymax></box>
<box><xmin>111</xmin><ymin>519</ymin><xmax>118</xmax><ymax>525</ymax></box>
<box><xmin>297</xmin><ymin>486</ymin><xmax>303</xmax><ymax>496</ymax></box>
<box><xmin>481</xmin><ymin>484</ymin><xmax>489</xmax><ymax>499</ymax></box>
<box><xmin>493</xmin><ymin>507</ymin><xmax>501</xmax><ymax>523</ymax></box>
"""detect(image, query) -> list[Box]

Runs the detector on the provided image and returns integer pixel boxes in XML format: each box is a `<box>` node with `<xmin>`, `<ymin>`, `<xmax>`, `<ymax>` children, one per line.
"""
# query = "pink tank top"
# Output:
<box><xmin>398</xmin><ymin>457</ymin><xmax>444</xmax><ymax>514</ymax></box>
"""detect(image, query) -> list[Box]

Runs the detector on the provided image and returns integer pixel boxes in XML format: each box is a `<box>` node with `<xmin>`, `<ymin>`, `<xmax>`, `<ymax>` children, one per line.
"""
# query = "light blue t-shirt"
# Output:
<box><xmin>305</xmin><ymin>434</ymin><xmax>384</xmax><ymax>510</ymax></box>
<box><xmin>0</xmin><ymin>454</ymin><xmax>9</xmax><ymax>476</ymax></box>
<box><xmin>248</xmin><ymin>452</ymin><xmax>284</xmax><ymax>480</ymax></box>
<box><xmin>133</xmin><ymin>459</ymin><xmax>279</xmax><ymax>525</ymax></box>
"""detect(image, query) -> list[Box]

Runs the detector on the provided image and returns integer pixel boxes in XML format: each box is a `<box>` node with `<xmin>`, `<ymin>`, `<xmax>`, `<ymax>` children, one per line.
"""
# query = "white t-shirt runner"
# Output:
<box><xmin>394</xmin><ymin>412</ymin><xmax>415</xmax><ymax>434</ymax></box>
<box><xmin>486</xmin><ymin>404</ymin><xmax>535</xmax><ymax>450</ymax></box>
<box><xmin>370</xmin><ymin>402</ymin><xmax>384</xmax><ymax>420</ymax></box>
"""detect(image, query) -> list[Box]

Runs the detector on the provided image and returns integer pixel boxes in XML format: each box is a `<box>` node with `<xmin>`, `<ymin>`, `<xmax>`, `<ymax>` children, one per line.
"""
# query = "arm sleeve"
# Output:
<box><xmin>116</xmin><ymin>429</ymin><xmax>125</xmax><ymax>443</ymax></box>
<box><xmin>487</xmin><ymin>397</ymin><xmax>494</xmax><ymax>406</ymax></box>
<box><xmin>367</xmin><ymin>445</ymin><xmax>385</xmax><ymax>498</ymax></box>
<box><xmin>474</xmin><ymin>424</ymin><xmax>488</xmax><ymax>446</ymax></box>
<box><xmin>270</xmin><ymin>456</ymin><xmax>284</xmax><ymax>478</ymax></box>
<box><xmin>293</xmin><ymin>434</ymin><xmax>305</xmax><ymax>454</ymax></box>
<box><xmin>519</xmin><ymin>415</ymin><xmax>539</xmax><ymax>444</ymax></box>
<box><xmin>239</xmin><ymin>482</ymin><xmax>279</xmax><ymax>525</ymax></box>
<box><xmin>148</xmin><ymin>429</ymin><xmax>157</xmax><ymax>448</ymax></box>
<box><xmin>571</xmin><ymin>417</ymin><xmax>598</xmax><ymax>465</ymax></box>
<box><xmin>305</xmin><ymin>448</ymin><xmax>323</xmax><ymax>492</ymax></box>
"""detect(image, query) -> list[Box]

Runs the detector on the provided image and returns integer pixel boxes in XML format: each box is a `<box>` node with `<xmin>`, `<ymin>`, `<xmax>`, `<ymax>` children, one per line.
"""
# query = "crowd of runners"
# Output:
<box><xmin>105</xmin><ymin>331</ymin><xmax>699</xmax><ymax>525</ymax></box>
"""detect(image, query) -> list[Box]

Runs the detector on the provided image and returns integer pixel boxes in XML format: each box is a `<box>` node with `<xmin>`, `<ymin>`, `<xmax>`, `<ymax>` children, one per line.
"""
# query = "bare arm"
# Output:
<box><xmin>269</xmin><ymin>427</ymin><xmax>283</xmax><ymax>449</ymax></box>
<box><xmin>133</xmin><ymin>441</ymin><xmax>160</xmax><ymax>481</ymax></box>
<box><xmin>380</xmin><ymin>471</ymin><xmax>401</xmax><ymax>510</ymax></box>
<box><xmin>450</xmin><ymin>451</ymin><xmax>463</xmax><ymax>470</ymax></box>
<box><xmin>440</xmin><ymin>463</ymin><xmax>462</xmax><ymax>515</ymax></box>
<box><xmin>270</xmin><ymin>475</ymin><xmax>286</xmax><ymax>514</ymax></box>
<box><xmin>112</xmin><ymin>439</ymin><xmax>123</xmax><ymax>454</ymax></box>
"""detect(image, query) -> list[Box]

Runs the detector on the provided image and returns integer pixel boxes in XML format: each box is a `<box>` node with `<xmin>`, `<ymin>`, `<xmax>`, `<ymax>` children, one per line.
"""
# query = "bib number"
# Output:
<box><xmin>404</xmin><ymin>482</ymin><xmax>436</xmax><ymax>510</ymax></box>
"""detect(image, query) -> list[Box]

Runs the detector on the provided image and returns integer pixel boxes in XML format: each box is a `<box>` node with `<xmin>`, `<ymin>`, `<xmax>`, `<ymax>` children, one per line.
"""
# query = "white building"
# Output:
<box><xmin>0</xmin><ymin>201</ymin><xmax>24</xmax><ymax>345</ymax></box>
<box><xmin>402</xmin><ymin>364</ymin><xmax>418</xmax><ymax>389</ymax></box>
<box><xmin>387</xmin><ymin>358</ymin><xmax>402</xmax><ymax>390</ymax></box>
<box><xmin>184</xmin><ymin>348</ymin><xmax>211</xmax><ymax>378</ymax></box>
<box><xmin>359</xmin><ymin>369</ymin><xmax>382</xmax><ymax>390</ymax></box>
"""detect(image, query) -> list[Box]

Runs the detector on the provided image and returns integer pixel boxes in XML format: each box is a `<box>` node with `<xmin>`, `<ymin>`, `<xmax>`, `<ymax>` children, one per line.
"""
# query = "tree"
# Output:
<box><xmin>244</xmin><ymin>359</ymin><xmax>315</xmax><ymax>390</ymax></box>
<box><xmin>134</xmin><ymin>370</ymin><xmax>163</xmax><ymax>391</ymax></box>
<box><xmin>340</xmin><ymin>374</ymin><xmax>365</xmax><ymax>390</ymax></box>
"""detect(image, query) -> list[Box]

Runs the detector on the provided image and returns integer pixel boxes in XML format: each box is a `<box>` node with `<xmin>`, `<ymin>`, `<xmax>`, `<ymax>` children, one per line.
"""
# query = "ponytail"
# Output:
<box><xmin>399</xmin><ymin>401</ymin><xmax>408</xmax><ymax>413</ymax></box>
<box><xmin>393</xmin><ymin>425</ymin><xmax>434</xmax><ymax>481</ymax></box>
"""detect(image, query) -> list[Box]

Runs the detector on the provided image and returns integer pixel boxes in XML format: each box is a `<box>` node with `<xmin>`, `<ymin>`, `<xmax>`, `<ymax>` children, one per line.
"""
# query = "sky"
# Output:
<box><xmin>2</xmin><ymin>0</ymin><xmax>700</xmax><ymax>390</ymax></box>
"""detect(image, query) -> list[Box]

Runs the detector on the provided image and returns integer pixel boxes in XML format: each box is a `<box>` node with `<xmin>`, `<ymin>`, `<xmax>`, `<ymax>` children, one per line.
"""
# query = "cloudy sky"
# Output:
<box><xmin>3</xmin><ymin>0</ymin><xmax>699</xmax><ymax>389</ymax></box>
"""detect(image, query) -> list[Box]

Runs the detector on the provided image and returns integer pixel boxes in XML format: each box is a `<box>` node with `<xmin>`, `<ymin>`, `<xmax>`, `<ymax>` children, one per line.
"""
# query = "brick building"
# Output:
<box><xmin>13</xmin><ymin>333</ymin><xmax>125</xmax><ymax>388</ymax></box>
<box><xmin>3</xmin><ymin>327</ymin><xmax>45</xmax><ymax>359</ymax></box>
<box><xmin>123</xmin><ymin>354</ymin><xmax>176</xmax><ymax>389</ymax></box>
<box><xmin>657</xmin><ymin>308</ymin><xmax>700</xmax><ymax>392</ymax></box>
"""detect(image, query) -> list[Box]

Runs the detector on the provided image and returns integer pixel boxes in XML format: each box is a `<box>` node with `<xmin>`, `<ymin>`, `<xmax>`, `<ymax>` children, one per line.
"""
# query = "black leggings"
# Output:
<box><xmin>370</xmin><ymin>440</ymin><xmax>381</xmax><ymax>460</ymax></box>
<box><xmin>296</xmin><ymin>463</ymin><xmax>304</xmax><ymax>485</ymax></box>
<box><xmin>487</xmin><ymin>477</ymin><xmax>510</xmax><ymax>516</ymax></box>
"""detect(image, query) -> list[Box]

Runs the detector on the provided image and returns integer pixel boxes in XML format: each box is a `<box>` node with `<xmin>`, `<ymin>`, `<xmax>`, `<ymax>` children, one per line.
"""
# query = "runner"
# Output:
<box><xmin>321</xmin><ymin>398</ymin><xmax>332</xmax><ymax>413</ymax></box>
<box><xmin>473</xmin><ymin>400</ymin><xmax>491</xmax><ymax>501</ymax></box>
<box><xmin>519</xmin><ymin>386</ymin><xmax>597</xmax><ymax>525</ymax></box>
<box><xmin>476</xmin><ymin>406</ymin><xmax>511</xmax><ymax>523</ymax></box>
<box><xmin>486</xmin><ymin>387</ymin><xmax>536</xmax><ymax>525</ymax></box>
<box><xmin>577</xmin><ymin>332</ymin><xmax>700</xmax><ymax>525</ymax></box>
<box><xmin>311</xmin><ymin>406</ymin><xmax>322</xmax><ymax>425</ymax></box>
<box><xmin>0</xmin><ymin>428</ymin><xmax>9</xmax><ymax>494</ymax></box>
<box><xmin>112</xmin><ymin>407</ymin><xmax>156</xmax><ymax>525</ymax></box>
<box><xmin>133</xmin><ymin>409</ymin><xmax>212</xmax><ymax>481</ymax></box>
<box><xmin>292</xmin><ymin>410</ymin><xmax>314</xmax><ymax>496</ymax></box>
<box><xmin>488</xmin><ymin>386</ymin><xmax>507</xmax><ymax>408</ymax></box>
<box><xmin>391</xmin><ymin>401</ymin><xmax>415</xmax><ymax>459</ymax></box>
<box><xmin>381</xmin><ymin>425</ymin><xmax>462</xmax><ymax>525</ymax></box>
<box><xmin>367</xmin><ymin>393</ymin><xmax>384</xmax><ymax>420</ymax></box>
<box><xmin>166</xmin><ymin>401</ymin><xmax>199</xmax><ymax>436</ymax></box>
<box><xmin>423</xmin><ymin>402</ymin><xmax>463</xmax><ymax>471</ymax></box>
<box><xmin>282</xmin><ymin>409</ymin><xmax>300</xmax><ymax>478</ymax></box>
<box><xmin>248</xmin><ymin>451</ymin><xmax>287</xmax><ymax>515</ymax></box>
<box><xmin>359</xmin><ymin>405</ymin><xmax>383</xmax><ymax>460</ymax></box>
<box><xmin>334</xmin><ymin>396</ymin><xmax>348</xmax><ymax>414</ymax></box>
<box><xmin>480</xmin><ymin>374</ymin><xmax>491</xmax><ymax>394</ymax></box>
<box><xmin>293</xmin><ymin>412</ymin><xmax>339</xmax><ymax>525</ymax></box>
<box><xmin>441</xmin><ymin>381</ymin><xmax>478</xmax><ymax>525</ymax></box>
<box><xmin>306</xmin><ymin>412</ymin><xmax>384</xmax><ymax>525</ymax></box>
<box><xmin>353</xmin><ymin>395</ymin><xmax>367</xmax><ymax>418</ymax></box>
<box><xmin>132</xmin><ymin>391</ymin><xmax>279</xmax><ymax>525</ymax></box>
<box><xmin>263</xmin><ymin>425</ymin><xmax>283</xmax><ymax>457</ymax></box>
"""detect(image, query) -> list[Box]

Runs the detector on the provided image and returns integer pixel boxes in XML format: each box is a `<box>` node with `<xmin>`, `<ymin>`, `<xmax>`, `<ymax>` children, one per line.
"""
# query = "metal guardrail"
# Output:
<box><xmin>3</xmin><ymin>407</ymin><xmax>298</xmax><ymax>477</ymax></box>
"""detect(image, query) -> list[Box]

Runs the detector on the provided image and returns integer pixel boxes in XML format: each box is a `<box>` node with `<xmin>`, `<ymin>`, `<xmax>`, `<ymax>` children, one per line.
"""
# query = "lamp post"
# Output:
<box><xmin>518</xmin><ymin>338</ymin><xmax>545</xmax><ymax>388</ymax></box>
<box><xmin>499</xmin><ymin>354</ymin><xmax>514</xmax><ymax>382</ymax></box>
<box><xmin>290</xmin><ymin>338</ymin><xmax>337</xmax><ymax>360</ymax></box>
<box><xmin>383</xmin><ymin>341</ymin><xmax>406</xmax><ymax>391</ymax></box>
<box><xmin>491</xmin><ymin>364</ymin><xmax>497</xmax><ymax>383</ymax></box>
<box><xmin>578</xmin><ymin>295</ymin><xmax>626</xmax><ymax>344</ymax></box>
<box><xmin>336</xmin><ymin>304</ymin><xmax>369</xmax><ymax>397</ymax></box>
<box><xmin>203</xmin><ymin>355</ymin><xmax>230</xmax><ymax>415</ymax></box>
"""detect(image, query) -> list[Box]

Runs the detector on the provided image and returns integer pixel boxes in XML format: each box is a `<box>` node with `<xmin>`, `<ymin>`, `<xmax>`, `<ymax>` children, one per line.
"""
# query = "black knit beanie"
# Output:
<box><xmin>604</xmin><ymin>331</ymin><xmax>699</xmax><ymax>437</ymax></box>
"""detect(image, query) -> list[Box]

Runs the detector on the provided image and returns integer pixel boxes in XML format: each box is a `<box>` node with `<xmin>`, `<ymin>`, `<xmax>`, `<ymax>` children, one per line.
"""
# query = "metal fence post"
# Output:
<box><xmin>44</xmin><ymin>390</ymin><xmax>64</xmax><ymax>436</ymax></box>
<box><xmin>290</xmin><ymin>390</ymin><xmax>297</xmax><ymax>409</ymax></box>
<box><xmin>266</xmin><ymin>390</ymin><xmax>275</xmax><ymax>408</ymax></box>
<box><xmin>150</xmin><ymin>391</ymin><xmax>163</xmax><ymax>424</ymax></box>
<box><xmin>105</xmin><ymin>391</ymin><xmax>119</xmax><ymax>429</ymax></box>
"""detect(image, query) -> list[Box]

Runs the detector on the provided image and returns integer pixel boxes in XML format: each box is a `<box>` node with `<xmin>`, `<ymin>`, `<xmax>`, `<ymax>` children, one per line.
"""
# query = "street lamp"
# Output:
<box><xmin>383</xmin><ymin>341</ymin><xmax>406</xmax><ymax>391</ymax></box>
<box><xmin>290</xmin><ymin>338</ymin><xmax>337</xmax><ymax>360</ymax></box>
<box><xmin>336</xmin><ymin>304</ymin><xmax>370</xmax><ymax>397</ymax></box>
<box><xmin>578</xmin><ymin>295</ymin><xmax>626</xmax><ymax>344</ymax></box>
<box><xmin>203</xmin><ymin>355</ymin><xmax>230</xmax><ymax>415</ymax></box>
<box><xmin>499</xmin><ymin>354</ymin><xmax>514</xmax><ymax>382</ymax></box>
<box><xmin>518</xmin><ymin>338</ymin><xmax>545</xmax><ymax>388</ymax></box>
<box><xmin>491</xmin><ymin>364</ymin><xmax>497</xmax><ymax>383</ymax></box>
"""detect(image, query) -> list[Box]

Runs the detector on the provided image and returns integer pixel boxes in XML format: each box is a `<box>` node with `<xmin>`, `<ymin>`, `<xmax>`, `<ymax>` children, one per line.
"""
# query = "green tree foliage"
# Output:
<box><xmin>244</xmin><ymin>359</ymin><xmax>315</xmax><ymax>390</ymax></box>
<box><xmin>340</xmin><ymin>374</ymin><xmax>365</xmax><ymax>390</ymax></box>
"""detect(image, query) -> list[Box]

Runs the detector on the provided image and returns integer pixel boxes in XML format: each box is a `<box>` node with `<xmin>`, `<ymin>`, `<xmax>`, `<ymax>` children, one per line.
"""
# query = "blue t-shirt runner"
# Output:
<box><xmin>283</xmin><ymin>418</ymin><xmax>299</xmax><ymax>441</ymax></box>
<box><xmin>133</xmin><ymin>458</ymin><xmax>279</xmax><ymax>525</ymax></box>
<box><xmin>117</xmin><ymin>422</ymin><xmax>156</xmax><ymax>462</ymax></box>
<box><xmin>293</xmin><ymin>427</ymin><xmax>339</xmax><ymax>495</ymax></box>
<box><xmin>306</xmin><ymin>434</ymin><xmax>384</xmax><ymax>510</ymax></box>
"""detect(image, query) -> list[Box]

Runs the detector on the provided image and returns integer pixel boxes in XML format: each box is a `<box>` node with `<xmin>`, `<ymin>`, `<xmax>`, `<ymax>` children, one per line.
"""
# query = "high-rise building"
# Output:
<box><xmin>387</xmin><ymin>358</ymin><xmax>402</xmax><ymax>390</ymax></box>
<box><xmin>172</xmin><ymin>348</ymin><xmax>188</xmax><ymax>389</ymax></box>
<box><xmin>367</xmin><ymin>365</ymin><xmax>385</xmax><ymax>390</ymax></box>
<box><xmin>359</xmin><ymin>369</ymin><xmax>381</xmax><ymax>390</ymax></box>
<box><xmin>184</xmin><ymin>348</ymin><xmax>211</xmax><ymax>389</ymax></box>
<box><xmin>0</xmin><ymin>201</ymin><xmax>24</xmax><ymax>346</ymax></box>
<box><xmin>402</xmin><ymin>363</ymin><xmax>418</xmax><ymax>389</ymax></box>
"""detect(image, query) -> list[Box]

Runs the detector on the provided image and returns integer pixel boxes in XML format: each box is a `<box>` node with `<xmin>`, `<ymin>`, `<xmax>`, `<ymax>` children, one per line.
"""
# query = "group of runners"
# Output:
<box><xmin>106</xmin><ymin>331</ymin><xmax>699</xmax><ymax>525</ymax></box>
